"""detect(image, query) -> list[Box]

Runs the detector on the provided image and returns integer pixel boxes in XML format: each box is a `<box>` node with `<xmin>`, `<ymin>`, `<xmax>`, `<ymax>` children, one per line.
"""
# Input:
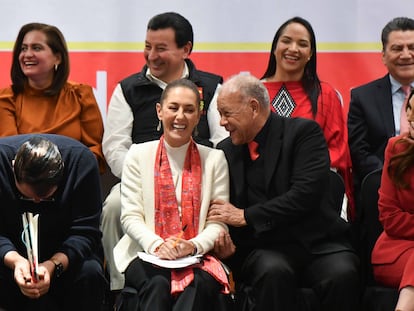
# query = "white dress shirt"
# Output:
<box><xmin>389</xmin><ymin>75</ymin><xmax>414</xmax><ymax>135</ymax></box>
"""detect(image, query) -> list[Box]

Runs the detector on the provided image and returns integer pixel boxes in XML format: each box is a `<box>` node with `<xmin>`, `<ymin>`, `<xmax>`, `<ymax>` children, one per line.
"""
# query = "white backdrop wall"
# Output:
<box><xmin>1</xmin><ymin>0</ymin><xmax>413</xmax><ymax>49</ymax></box>
<box><xmin>0</xmin><ymin>0</ymin><xmax>413</xmax><ymax>119</ymax></box>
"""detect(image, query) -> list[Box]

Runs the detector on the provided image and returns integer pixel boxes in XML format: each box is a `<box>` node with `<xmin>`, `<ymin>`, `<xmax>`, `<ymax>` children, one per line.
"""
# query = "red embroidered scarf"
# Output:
<box><xmin>154</xmin><ymin>136</ymin><xmax>229</xmax><ymax>295</ymax></box>
<box><xmin>154</xmin><ymin>136</ymin><xmax>201</xmax><ymax>239</ymax></box>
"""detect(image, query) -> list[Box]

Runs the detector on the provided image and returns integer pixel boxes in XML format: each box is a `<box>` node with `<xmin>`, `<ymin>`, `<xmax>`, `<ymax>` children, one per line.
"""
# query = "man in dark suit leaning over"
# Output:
<box><xmin>208</xmin><ymin>74</ymin><xmax>360</xmax><ymax>311</ymax></box>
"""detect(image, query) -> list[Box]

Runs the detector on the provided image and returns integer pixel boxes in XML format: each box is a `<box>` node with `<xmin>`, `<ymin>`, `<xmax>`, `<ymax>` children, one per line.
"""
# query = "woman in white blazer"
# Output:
<box><xmin>113</xmin><ymin>79</ymin><xmax>230</xmax><ymax>311</ymax></box>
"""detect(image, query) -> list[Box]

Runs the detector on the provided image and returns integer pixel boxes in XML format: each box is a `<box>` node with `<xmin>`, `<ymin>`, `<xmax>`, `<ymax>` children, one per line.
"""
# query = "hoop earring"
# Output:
<box><xmin>156</xmin><ymin>120</ymin><xmax>161</xmax><ymax>132</ymax></box>
<box><xmin>54</xmin><ymin>64</ymin><xmax>58</xmax><ymax>71</ymax></box>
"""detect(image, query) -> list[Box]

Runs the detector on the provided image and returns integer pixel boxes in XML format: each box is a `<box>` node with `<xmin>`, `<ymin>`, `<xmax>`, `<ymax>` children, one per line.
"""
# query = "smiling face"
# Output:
<box><xmin>273</xmin><ymin>22</ymin><xmax>312</xmax><ymax>81</ymax></box>
<box><xmin>19</xmin><ymin>30</ymin><xmax>61</xmax><ymax>89</ymax></box>
<box><xmin>382</xmin><ymin>30</ymin><xmax>414</xmax><ymax>85</ymax></box>
<box><xmin>217</xmin><ymin>90</ymin><xmax>256</xmax><ymax>145</ymax></box>
<box><xmin>157</xmin><ymin>85</ymin><xmax>200</xmax><ymax>147</ymax></box>
<box><xmin>144</xmin><ymin>28</ymin><xmax>191</xmax><ymax>83</ymax></box>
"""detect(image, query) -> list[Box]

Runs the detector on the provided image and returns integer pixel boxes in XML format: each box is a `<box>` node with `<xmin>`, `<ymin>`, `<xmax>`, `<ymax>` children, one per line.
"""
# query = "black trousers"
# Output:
<box><xmin>0</xmin><ymin>258</ymin><xmax>107</xmax><ymax>311</ymax></box>
<box><xmin>124</xmin><ymin>257</ymin><xmax>230</xmax><ymax>311</ymax></box>
<box><xmin>235</xmin><ymin>246</ymin><xmax>360</xmax><ymax>311</ymax></box>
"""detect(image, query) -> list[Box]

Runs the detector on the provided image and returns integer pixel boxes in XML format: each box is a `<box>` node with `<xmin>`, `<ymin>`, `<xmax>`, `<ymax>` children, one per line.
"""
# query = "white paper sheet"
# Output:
<box><xmin>137</xmin><ymin>252</ymin><xmax>202</xmax><ymax>269</ymax></box>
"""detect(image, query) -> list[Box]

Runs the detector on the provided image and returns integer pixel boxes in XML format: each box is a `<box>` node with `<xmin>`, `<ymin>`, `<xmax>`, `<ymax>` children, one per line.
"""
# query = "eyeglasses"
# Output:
<box><xmin>19</xmin><ymin>195</ymin><xmax>55</xmax><ymax>203</ymax></box>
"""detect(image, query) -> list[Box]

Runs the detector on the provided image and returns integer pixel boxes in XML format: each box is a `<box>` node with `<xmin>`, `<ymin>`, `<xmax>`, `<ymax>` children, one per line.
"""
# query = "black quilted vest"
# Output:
<box><xmin>120</xmin><ymin>59</ymin><xmax>223</xmax><ymax>147</ymax></box>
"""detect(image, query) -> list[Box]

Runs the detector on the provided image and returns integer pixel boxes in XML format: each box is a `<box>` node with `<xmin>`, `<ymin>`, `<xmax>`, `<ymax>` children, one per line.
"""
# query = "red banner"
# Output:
<box><xmin>0</xmin><ymin>51</ymin><xmax>387</xmax><ymax>114</ymax></box>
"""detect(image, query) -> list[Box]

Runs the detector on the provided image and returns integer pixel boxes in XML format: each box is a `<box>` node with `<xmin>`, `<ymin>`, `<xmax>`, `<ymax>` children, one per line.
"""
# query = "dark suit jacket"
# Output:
<box><xmin>348</xmin><ymin>74</ymin><xmax>395</xmax><ymax>187</ymax></box>
<box><xmin>217</xmin><ymin>114</ymin><xmax>352</xmax><ymax>268</ymax></box>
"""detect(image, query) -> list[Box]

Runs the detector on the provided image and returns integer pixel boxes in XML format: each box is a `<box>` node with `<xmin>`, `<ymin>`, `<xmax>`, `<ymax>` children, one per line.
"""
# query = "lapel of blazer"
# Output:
<box><xmin>375</xmin><ymin>75</ymin><xmax>395</xmax><ymax>136</ymax></box>
<box><xmin>223</xmin><ymin>115</ymin><xmax>283</xmax><ymax>202</ymax></box>
<box><xmin>262</xmin><ymin>114</ymin><xmax>283</xmax><ymax>190</ymax></box>
<box><xmin>225</xmin><ymin>143</ymin><xmax>246</xmax><ymax>205</ymax></box>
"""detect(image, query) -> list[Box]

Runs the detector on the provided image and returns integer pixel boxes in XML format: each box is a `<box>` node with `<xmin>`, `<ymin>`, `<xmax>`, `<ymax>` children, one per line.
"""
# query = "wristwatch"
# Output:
<box><xmin>51</xmin><ymin>259</ymin><xmax>64</xmax><ymax>278</ymax></box>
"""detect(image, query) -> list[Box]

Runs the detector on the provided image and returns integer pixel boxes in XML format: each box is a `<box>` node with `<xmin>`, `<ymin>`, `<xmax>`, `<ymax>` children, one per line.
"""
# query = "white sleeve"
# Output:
<box><xmin>102</xmin><ymin>83</ymin><xmax>133</xmax><ymax>178</ymax></box>
<box><xmin>207</xmin><ymin>84</ymin><xmax>229</xmax><ymax>147</ymax></box>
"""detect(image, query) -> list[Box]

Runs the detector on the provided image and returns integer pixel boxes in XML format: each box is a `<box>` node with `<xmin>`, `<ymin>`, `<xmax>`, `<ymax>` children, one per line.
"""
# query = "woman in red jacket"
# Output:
<box><xmin>372</xmin><ymin>89</ymin><xmax>414</xmax><ymax>311</ymax></box>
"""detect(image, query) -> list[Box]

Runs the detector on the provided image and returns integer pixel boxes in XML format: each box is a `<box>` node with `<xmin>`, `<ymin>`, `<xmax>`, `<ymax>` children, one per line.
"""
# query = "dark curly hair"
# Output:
<box><xmin>388</xmin><ymin>89</ymin><xmax>414</xmax><ymax>189</ymax></box>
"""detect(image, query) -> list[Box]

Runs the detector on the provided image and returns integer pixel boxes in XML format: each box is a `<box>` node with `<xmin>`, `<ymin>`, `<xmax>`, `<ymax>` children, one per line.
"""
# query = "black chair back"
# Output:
<box><xmin>328</xmin><ymin>170</ymin><xmax>345</xmax><ymax>216</ymax></box>
<box><xmin>359</xmin><ymin>168</ymin><xmax>382</xmax><ymax>285</ymax></box>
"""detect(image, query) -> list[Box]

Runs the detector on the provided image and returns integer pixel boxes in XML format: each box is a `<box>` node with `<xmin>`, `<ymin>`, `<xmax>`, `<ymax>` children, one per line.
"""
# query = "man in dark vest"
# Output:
<box><xmin>101</xmin><ymin>12</ymin><xmax>228</xmax><ymax>294</ymax></box>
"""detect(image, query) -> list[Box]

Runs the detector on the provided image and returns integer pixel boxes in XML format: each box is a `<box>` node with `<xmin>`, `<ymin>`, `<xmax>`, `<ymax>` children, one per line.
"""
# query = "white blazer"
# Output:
<box><xmin>114</xmin><ymin>140</ymin><xmax>229</xmax><ymax>273</ymax></box>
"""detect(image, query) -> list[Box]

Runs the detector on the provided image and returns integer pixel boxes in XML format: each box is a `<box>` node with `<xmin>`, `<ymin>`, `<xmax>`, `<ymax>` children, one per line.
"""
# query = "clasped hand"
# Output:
<box><xmin>155</xmin><ymin>237</ymin><xmax>194</xmax><ymax>260</ymax></box>
<box><xmin>14</xmin><ymin>258</ymin><xmax>52</xmax><ymax>299</ymax></box>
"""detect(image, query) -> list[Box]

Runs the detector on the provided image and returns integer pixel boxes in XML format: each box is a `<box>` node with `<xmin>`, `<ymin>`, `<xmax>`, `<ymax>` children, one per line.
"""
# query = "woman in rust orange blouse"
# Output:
<box><xmin>0</xmin><ymin>22</ymin><xmax>105</xmax><ymax>172</ymax></box>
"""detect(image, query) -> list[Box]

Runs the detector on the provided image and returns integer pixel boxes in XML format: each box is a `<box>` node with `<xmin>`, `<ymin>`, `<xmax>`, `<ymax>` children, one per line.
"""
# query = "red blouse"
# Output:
<box><xmin>264</xmin><ymin>81</ymin><xmax>354</xmax><ymax>218</ymax></box>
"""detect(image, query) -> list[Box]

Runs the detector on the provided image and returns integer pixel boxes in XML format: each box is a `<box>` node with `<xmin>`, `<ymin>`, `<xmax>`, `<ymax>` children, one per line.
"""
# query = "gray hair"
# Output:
<box><xmin>220</xmin><ymin>73</ymin><xmax>270</xmax><ymax>109</ymax></box>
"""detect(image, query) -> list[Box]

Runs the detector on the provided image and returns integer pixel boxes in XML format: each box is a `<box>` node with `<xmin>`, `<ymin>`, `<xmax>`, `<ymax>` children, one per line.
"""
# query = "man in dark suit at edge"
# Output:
<box><xmin>348</xmin><ymin>17</ymin><xmax>414</xmax><ymax>210</ymax></box>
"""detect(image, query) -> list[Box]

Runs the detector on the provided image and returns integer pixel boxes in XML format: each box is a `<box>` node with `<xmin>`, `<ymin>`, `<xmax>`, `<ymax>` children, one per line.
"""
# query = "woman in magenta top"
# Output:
<box><xmin>260</xmin><ymin>16</ymin><xmax>354</xmax><ymax>220</ymax></box>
